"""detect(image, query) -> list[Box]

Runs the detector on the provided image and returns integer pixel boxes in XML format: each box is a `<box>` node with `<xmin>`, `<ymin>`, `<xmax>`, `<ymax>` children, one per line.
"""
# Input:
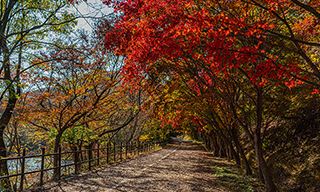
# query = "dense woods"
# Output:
<box><xmin>103</xmin><ymin>0</ymin><xmax>320</xmax><ymax>191</ymax></box>
<box><xmin>0</xmin><ymin>0</ymin><xmax>319</xmax><ymax>191</ymax></box>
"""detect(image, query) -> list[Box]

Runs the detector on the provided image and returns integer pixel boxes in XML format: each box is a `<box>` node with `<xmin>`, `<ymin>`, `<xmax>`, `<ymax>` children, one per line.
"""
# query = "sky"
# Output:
<box><xmin>71</xmin><ymin>0</ymin><xmax>113</xmax><ymax>32</ymax></box>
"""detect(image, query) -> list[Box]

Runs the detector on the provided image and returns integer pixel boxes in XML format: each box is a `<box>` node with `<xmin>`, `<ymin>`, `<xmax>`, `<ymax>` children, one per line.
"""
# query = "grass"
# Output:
<box><xmin>210</xmin><ymin>157</ymin><xmax>266</xmax><ymax>192</ymax></box>
<box><xmin>176</xmin><ymin>134</ymin><xmax>266</xmax><ymax>191</ymax></box>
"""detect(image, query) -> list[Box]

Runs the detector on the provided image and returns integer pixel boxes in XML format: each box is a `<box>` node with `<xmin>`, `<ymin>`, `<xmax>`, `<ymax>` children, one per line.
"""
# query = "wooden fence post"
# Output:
<box><xmin>40</xmin><ymin>148</ymin><xmax>45</xmax><ymax>187</ymax></box>
<box><xmin>107</xmin><ymin>143</ymin><xmax>109</xmax><ymax>164</ymax></box>
<box><xmin>97</xmin><ymin>143</ymin><xmax>100</xmax><ymax>167</ymax></box>
<box><xmin>88</xmin><ymin>146</ymin><xmax>92</xmax><ymax>171</ymax></box>
<box><xmin>125</xmin><ymin>142</ymin><xmax>128</xmax><ymax>159</ymax></box>
<box><xmin>120</xmin><ymin>142</ymin><xmax>122</xmax><ymax>160</ymax></box>
<box><xmin>140</xmin><ymin>141</ymin><xmax>142</xmax><ymax>154</ymax></box>
<box><xmin>132</xmin><ymin>141</ymin><xmax>134</xmax><ymax>156</ymax></box>
<box><xmin>133</xmin><ymin>141</ymin><xmax>136</xmax><ymax>156</ymax></box>
<box><xmin>136</xmin><ymin>141</ymin><xmax>138</xmax><ymax>156</ymax></box>
<box><xmin>113</xmin><ymin>142</ymin><xmax>116</xmax><ymax>163</ymax></box>
<box><xmin>146</xmin><ymin>142</ymin><xmax>148</xmax><ymax>152</ymax></box>
<box><xmin>130</xmin><ymin>141</ymin><xmax>132</xmax><ymax>156</ymax></box>
<box><xmin>148</xmin><ymin>142</ymin><xmax>150</xmax><ymax>152</ymax></box>
<box><xmin>143</xmin><ymin>142</ymin><xmax>145</xmax><ymax>153</ymax></box>
<box><xmin>20</xmin><ymin>149</ymin><xmax>26</xmax><ymax>191</ymax></box>
<box><xmin>74</xmin><ymin>147</ymin><xmax>78</xmax><ymax>174</ymax></box>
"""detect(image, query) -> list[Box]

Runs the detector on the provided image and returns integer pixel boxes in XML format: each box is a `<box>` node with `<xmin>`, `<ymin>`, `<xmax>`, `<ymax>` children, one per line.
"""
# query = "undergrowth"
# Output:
<box><xmin>210</xmin><ymin>157</ymin><xmax>265</xmax><ymax>192</ymax></box>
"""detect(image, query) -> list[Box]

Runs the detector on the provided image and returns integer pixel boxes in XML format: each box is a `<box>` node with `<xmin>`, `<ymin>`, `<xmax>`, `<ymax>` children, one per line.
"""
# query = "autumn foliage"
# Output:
<box><xmin>102</xmin><ymin>0</ymin><xmax>320</xmax><ymax>191</ymax></box>
<box><xmin>104</xmin><ymin>1</ymin><xmax>319</xmax><ymax>86</ymax></box>
<box><xmin>0</xmin><ymin>0</ymin><xmax>319</xmax><ymax>191</ymax></box>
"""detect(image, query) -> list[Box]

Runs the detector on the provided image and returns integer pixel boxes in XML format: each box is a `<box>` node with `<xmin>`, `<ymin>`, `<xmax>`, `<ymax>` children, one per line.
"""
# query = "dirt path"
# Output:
<box><xmin>37</xmin><ymin>140</ymin><xmax>223</xmax><ymax>192</ymax></box>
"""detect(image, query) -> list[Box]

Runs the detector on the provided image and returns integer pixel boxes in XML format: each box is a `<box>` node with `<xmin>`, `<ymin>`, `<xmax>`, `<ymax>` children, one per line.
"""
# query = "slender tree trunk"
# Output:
<box><xmin>0</xmin><ymin>85</ymin><xmax>18</xmax><ymax>190</ymax></box>
<box><xmin>218</xmin><ymin>137</ymin><xmax>223</xmax><ymax>157</ymax></box>
<box><xmin>0</xmin><ymin>130</ymin><xmax>10</xmax><ymax>190</ymax></box>
<box><xmin>0</xmin><ymin>57</ymin><xmax>18</xmax><ymax>190</ymax></box>
<box><xmin>209</xmin><ymin>133</ymin><xmax>218</xmax><ymax>157</ymax></box>
<box><xmin>205</xmin><ymin>135</ymin><xmax>211</xmax><ymax>150</ymax></box>
<box><xmin>258</xmin><ymin>166</ymin><xmax>264</xmax><ymax>183</ymax></box>
<box><xmin>254</xmin><ymin>134</ymin><xmax>276</xmax><ymax>190</ymax></box>
<box><xmin>231</xmin><ymin>129</ymin><xmax>252</xmax><ymax>175</ymax></box>
<box><xmin>202</xmin><ymin>134</ymin><xmax>208</xmax><ymax>149</ymax></box>
<box><xmin>213</xmin><ymin>137</ymin><xmax>218</xmax><ymax>157</ymax></box>
<box><xmin>53</xmin><ymin>131</ymin><xmax>63</xmax><ymax>181</ymax></box>
<box><xmin>226</xmin><ymin>143</ymin><xmax>231</xmax><ymax>161</ymax></box>
<box><xmin>217</xmin><ymin>129</ymin><xmax>241</xmax><ymax>165</ymax></box>
<box><xmin>255</xmin><ymin>87</ymin><xmax>277</xmax><ymax>192</ymax></box>
<box><xmin>71</xmin><ymin>145</ymin><xmax>81</xmax><ymax>174</ymax></box>
<box><xmin>221</xmin><ymin>143</ymin><xmax>226</xmax><ymax>158</ymax></box>
<box><xmin>229</xmin><ymin>142</ymin><xmax>241</xmax><ymax>165</ymax></box>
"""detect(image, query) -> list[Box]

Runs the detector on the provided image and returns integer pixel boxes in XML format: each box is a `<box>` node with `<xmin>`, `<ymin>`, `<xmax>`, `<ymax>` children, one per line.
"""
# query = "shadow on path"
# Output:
<box><xmin>37</xmin><ymin>139</ymin><xmax>261</xmax><ymax>192</ymax></box>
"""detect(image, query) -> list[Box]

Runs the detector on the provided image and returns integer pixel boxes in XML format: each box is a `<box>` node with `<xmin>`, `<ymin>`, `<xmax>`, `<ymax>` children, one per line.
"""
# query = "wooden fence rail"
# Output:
<box><xmin>0</xmin><ymin>139</ymin><xmax>168</xmax><ymax>191</ymax></box>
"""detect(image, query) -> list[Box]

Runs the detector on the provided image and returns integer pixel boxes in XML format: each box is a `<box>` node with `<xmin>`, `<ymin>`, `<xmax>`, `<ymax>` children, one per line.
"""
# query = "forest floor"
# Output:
<box><xmin>36</xmin><ymin>139</ymin><xmax>265</xmax><ymax>192</ymax></box>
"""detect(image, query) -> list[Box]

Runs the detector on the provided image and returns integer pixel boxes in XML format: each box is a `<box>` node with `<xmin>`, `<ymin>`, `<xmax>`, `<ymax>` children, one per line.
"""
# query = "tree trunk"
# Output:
<box><xmin>254</xmin><ymin>133</ymin><xmax>276</xmax><ymax>191</ymax></box>
<box><xmin>218</xmin><ymin>129</ymin><xmax>241</xmax><ymax>165</ymax></box>
<box><xmin>229</xmin><ymin>142</ymin><xmax>241</xmax><ymax>165</ymax></box>
<box><xmin>0</xmin><ymin>26</ymin><xmax>19</xmax><ymax>189</ymax></box>
<box><xmin>0</xmin><ymin>86</ymin><xmax>18</xmax><ymax>190</ymax></box>
<box><xmin>218</xmin><ymin>138</ymin><xmax>223</xmax><ymax>157</ymax></box>
<box><xmin>0</xmin><ymin>131</ymin><xmax>10</xmax><ymax>190</ymax></box>
<box><xmin>53</xmin><ymin>131</ymin><xmax>63</xmax><ymax>181</ymax></box>
<box><xmin>71</xmin><ymin>145</ymin><xmax>81</xmax><ymax>174</ymax></box>
<box><xmin>255</xmin><ymin>87</ymin><xmax>277</xmax><ymax>192</ymax></box>
<box><xmin>258</xmin><ymin>166</ymin><xmax>264</xmax><ymax>183</ymax></box>
<box><xmin>226</xmin><ymin>143</ymin><xmax>231</xmax><ymax>162</ymax></box>
<box><xmin>209</xmin><ymin>133</ymin><xmax>218</xmax><ymax>156</ymax></box>
<box><xmin>231</xmin><ymin>129</ymin><xmax>252</xmax><ymax>175</ymax></box>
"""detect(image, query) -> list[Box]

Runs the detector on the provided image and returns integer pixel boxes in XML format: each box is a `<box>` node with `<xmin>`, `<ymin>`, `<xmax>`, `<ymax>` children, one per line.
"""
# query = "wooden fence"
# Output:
<box><xmin>0</xmin><ymin>139</ymin><xmax>167</xmax><ymax>191</ymax></box>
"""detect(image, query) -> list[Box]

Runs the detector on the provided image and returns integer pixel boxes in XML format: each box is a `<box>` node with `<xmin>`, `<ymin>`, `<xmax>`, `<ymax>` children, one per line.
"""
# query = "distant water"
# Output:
<box><xmin>1</xmin><ymin>158</ymin><xmax>74</xmax><ymax>190</ymax></box>
<box><xmin>8</xmin><ymin>157</ymin><xmax>42</xmax><ymax>173</ymax></box>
